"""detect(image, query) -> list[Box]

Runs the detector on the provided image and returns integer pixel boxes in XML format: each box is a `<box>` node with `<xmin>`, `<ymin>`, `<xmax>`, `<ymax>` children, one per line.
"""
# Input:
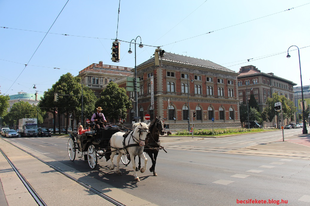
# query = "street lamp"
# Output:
<box><xmin>128</xmin><ymin>36</ymin><xmax>143</xmax><ymax>122</ymax></box>
<box><xmin>286</xmin><ymin>45</ymin><xmax>308</xmax><ymax>134</ymax></box>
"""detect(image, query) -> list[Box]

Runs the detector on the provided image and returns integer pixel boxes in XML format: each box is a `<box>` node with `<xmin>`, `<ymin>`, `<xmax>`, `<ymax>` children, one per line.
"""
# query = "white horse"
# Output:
<box><xmin>110</xmin><ymin>122</ymin><xmax>149</xmax><ymax>181</ymax></box>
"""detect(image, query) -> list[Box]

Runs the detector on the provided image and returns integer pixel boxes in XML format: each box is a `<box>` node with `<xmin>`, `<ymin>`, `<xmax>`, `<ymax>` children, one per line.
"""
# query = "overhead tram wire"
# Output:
<box><xmin>162</xmin><ymin>2</ymin><xmax>310</xmax><ymax>47</ymax></box>
<box><xmin>115</xmin><ymin>0</ymin><xmax>121</xmax><ymax>40</ymax></box>
<box><xmin>5</xmin><ymin>0</ymin><xmax>70</xmax><ymax>95</ymax></box>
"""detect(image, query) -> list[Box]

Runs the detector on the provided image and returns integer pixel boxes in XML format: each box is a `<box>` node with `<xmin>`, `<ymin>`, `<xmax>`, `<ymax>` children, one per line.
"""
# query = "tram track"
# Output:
<box><xmin>0</xmin><ymin>138</ymin><xmax>126</xmax><ymax>206</ymax></box>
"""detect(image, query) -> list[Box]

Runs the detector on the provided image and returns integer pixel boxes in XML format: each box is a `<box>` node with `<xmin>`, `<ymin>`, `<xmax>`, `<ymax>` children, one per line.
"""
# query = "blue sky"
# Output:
<box><xmin>1</xmin><ymin>0</ymin><xmax>310</xmax><ymax>96</ymax></box>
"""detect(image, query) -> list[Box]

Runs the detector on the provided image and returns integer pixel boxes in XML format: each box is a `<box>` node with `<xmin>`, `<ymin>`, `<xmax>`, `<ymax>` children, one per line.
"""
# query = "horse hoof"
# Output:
<box><xmin>153</xmin><ymin>172</ymin><xmax>157</xmax><ymax>176</ymax></box>
<box><xmin>135</xmin><ymin>177</ymin><xmax>140</xmax><ymax>182</ymax></box>
<box><xmin>110</xmin><ymin>166</ymin><xmax>114</xmax><ymax>170</ymax></box>
<box><xmin>116</xmin><ymin>170</ymin><xmax>121</xmax><ymax>175</ymax></box>
<box><xmin>140</xmin><ymin>168</ymin><xmax>145</xmax><ymax>173</ymax></box>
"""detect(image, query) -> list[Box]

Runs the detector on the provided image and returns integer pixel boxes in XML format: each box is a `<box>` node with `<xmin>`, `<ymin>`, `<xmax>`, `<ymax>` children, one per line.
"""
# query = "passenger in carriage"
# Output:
<box><xmin>78</xmin><ymin>125</ymin><xmax>90</xmax><ymax>135</ymax></box>
<box><xmin>91</xmin><ymin>106</ymin><xmax>107</xmax><ymax>129</ymax></box>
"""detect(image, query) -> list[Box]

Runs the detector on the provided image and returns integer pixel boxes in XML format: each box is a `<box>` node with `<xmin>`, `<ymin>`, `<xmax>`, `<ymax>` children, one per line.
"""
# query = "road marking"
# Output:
<box><xmin>213</xmin><ymin>179</ymin><xmax>234</xmax><ymax>185</ymax></box>
<box><xmin>270</xmin><ymin>162</ymin><xmax>284</xmax><ymax>165</ymax></box>
<box><xmin>231</xmin><ymin>174</ymin><xmax>249</xmax><ymax>178</ymax></box>
<box><xmin>299</xmin><ymin>195</ymin><xmax>310</xmax><ymax>203</ymax></box>
<box><xmin>280</xmin><ymin>159</ymin><xmax>292</xmax><ymax>162</ymax></box>
<box><xmin>260</xmin><ymin>165</ymin><xmax>275</xmax><ymax>168</ymax></box>
<box><xmin>246</xmin><ymin>169</ymin><xmax>263</xmax><ymax>173</ymax></box>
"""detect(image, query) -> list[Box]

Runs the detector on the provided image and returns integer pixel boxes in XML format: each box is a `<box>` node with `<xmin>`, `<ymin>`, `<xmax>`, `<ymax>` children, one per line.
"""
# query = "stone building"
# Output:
<box><xmin>78</xmin><ymin>61</ymin><xmax>132</xmax><ymax>97</ymax></box>
<box><xmin>131</xmin><ymin>52</ymin><xmax>241</xmax><ymax>130</ymax></box>
<box><xmin>237</xmin><ymin>65</ymin><xmax>296</xmax><ymax>112</ymax></box>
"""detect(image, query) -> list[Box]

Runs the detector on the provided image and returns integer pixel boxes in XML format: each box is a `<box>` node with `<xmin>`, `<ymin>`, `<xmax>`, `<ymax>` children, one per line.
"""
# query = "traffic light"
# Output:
<box><xmin>193</xmin><ymin>112</ymin><xmax>196</xmax><ymax>118</ymax></box>
<box><xmin>54</xmin><ymin>93</ymin><xmax>58</xmax><ymax>102</ymax></box>
<box><xmin>111</xmin><ymin>40</ymin><xmax>120</xmax><ymax>62</ymax></box>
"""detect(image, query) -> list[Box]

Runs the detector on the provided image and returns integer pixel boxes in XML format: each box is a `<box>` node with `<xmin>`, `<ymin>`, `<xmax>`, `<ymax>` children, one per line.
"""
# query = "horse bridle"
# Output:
<box><xmin>131</xmin><ymin>127</ymin><xmax>148</xmax><ymax>144</ymax></box>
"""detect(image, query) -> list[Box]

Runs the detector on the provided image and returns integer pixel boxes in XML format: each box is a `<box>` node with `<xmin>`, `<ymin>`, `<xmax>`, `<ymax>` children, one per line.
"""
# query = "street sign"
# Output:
<box><xmin>86</xmin><ymin>119</ymin><xmax>90</xmax><ymax>124</ymax></box>
<box><xmin>274</xmin><ymin>102</ymin><xmax>282</xmax><ymax>111</ymax></box>
<box><xmin>145</xmin><ymin>114</ymin><xmax>150</xmax><ymax>121</ymax></box>
<box><xmin>212</xmin><ymin>117</ymin><xmax>214</xmax><ymax>122</ymax></box>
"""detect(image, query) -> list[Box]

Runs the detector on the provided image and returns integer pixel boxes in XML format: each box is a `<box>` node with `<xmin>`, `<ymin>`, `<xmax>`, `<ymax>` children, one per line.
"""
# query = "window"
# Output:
<box><xmin>182</xmin><ymin>83</ymin><xmax>189</xmax><ymax>94</ymax></box>
<box><xmin>168</xmin><ymin>105</ymin><xmax>175</xmax><ymax>120</ymax></box>
<box><xmin>148</xmin><ymin>73</ymin><xmax>153</xmax><ymax>78</ymax></box>
<box><xmin>88</xmin><ymin>76</ymin><xmax>92</xmax><ymax>84</ymax></box>
<box><xmin>206</xmin><ymin>77</ymin><xmax>213</xmax><ymax>82</ymax></box>
<box><xmin>181</xmin><ymin>74</ymin><xmax>188</xmax><ymax>79</ymax></box>
<box><xmin>167</xmin><ymin>82</ymin><xmax>175</xmax><ymax>92</ymax></box>
<box><xmin>139</xmin><ymin>84</ymin><xmax>144</xmax><ymax>96</ymax></box>
<box><xmin>217</xmin><ymin>78</ymin><xmax>223</xmax><ymax>84</ymax></box>
<box><xmin>218</xmin><ymin>87</ymin><xmax>224</xmax><ymax>97</ymax></box>
<box><xmin>229</xmin><ymin>107</ymin><xmax>234</xmax><ymax>120</ymax></box>
<box><xmin>196</xmin><ymin>106</ymin><xmax>202</xmax><ymax>120</ymax></box>
<box><xmin>245</xmin><ymin>80</ymin><xmax>250</xmax><ymax>85</ymax></box>
<box><xmin>228</xmin><ymin>89</ymin><xmax>234</xmax><ymax>97</ymax></box>
<box><xmin>167</xmin><ymin>71</ymin><xmax>175</xmax><ymax>77</ymax></box>
<box><xmin>105</xmin><ymin>78</ymin><xmax>108</xmax><ymax>84</ymax></box>
<box><xmin>195</xmin><ymin>75</ymin><xmax>201</xmax><ymax>80</ymax></box>
<box><xmin>195</xmin><ymin>85</ymin><xmax>201</xmax><ymax>94</ymax></box>
<box><xmin>219</xmin><ymin>107</ymin><xmax>224</xmax><ymax>120</ymax></box>
<box><xmin>253</xmin><ymin>79</ymin><xmax>258</xmax><ymax>84</ymax></box>
<box><xmin>207</xmin><ymin>86</ymin><xmax>213</xmax><ymax>96</ymax></box>
<box><xmin>208</xmin><ymin>106</ymin><xmax>214</xmax><ymax>120</ymax></box>
<box><xmin>139</xmin><ymin>108</ymin><xmax>144</xmax><ymax>122</ymax></box>
<box><xmin>148</xmin><ymin>83</ymin><xmax>151</xmax><ymax>94</ymax></box>
<box><xmin>228</xmin><ymin>80</ymin><xmax>233</xmax><ymax>85</ymax></box>
<box><xmin>238</xmin><ymin>81</ymin><xmax>242</xmax><ymax>86</ymax></box>
<box><xmin>182</xmin><ymin>105</ymin><xmax>189</xmax><ymax>120</ymax></box>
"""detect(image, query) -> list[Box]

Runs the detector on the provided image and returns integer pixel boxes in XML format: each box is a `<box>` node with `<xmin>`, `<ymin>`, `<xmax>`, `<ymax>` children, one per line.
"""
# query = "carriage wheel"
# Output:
<box><xmin>87</xmin><ymin>144</ymin><xmax>98</xmax><ymax>170</ymax></box>
<box><xmin>67</xmin><ymin>138</ymin><xmax>76</xmax><ymax>162</ymax></box>
<box><xmin>121</xmin><ymin>153</ymin><xmax>130</xmax><ymax>166</ymax></box>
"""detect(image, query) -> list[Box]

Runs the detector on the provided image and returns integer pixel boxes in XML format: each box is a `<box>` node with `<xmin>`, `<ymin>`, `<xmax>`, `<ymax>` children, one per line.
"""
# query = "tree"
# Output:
<box><xmin>96</xmin><ymin>81</ymin><xmax>132</xmax><ymax>123</ymax></box>
<box><xmin>40</xmin><ymin>73</ymin><xmax>97</xmax><ymax>133</ymax></box>
<box><xmin>0</xmin><ymin>95</ymin><xmax>10</xmax><ymax>117</ymax></box>
<box><xmin>262</xmin><ymin>93</ymin><xmax>296</xmax><ymax>125</ymax></box>
<box><xmin>3</xmin><ymin>101</ymin><xmax>45</xmax><ymax>128</ymax></box>
<box><xmin>249</xmin><ymin>94</ymin><xmax>259</xmax><ymax>112</ymax></box>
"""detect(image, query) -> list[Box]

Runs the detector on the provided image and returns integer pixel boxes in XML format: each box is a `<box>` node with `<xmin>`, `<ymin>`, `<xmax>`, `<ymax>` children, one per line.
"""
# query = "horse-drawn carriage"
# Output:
<box><xmin>67</xmin><ymin>117</ymin><xmax>166</xmax><ymax>181</ymax></box>
<box><xmin>67</xmin><ymin>125</ymin><xmax>130</xmax><ymax>169</ymax></box>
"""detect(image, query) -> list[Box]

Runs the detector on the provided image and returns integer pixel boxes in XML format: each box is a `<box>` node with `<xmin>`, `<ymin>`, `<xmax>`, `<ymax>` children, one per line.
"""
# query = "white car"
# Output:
<box><xmin>6</xmin><ymin>129</ymin><xmax>19</xmax><ymax>138</ymax></box>
<box><xmin>1</xmin><ymin>128</ymin><xmax>10</xmax><ymax>136</ymax></box>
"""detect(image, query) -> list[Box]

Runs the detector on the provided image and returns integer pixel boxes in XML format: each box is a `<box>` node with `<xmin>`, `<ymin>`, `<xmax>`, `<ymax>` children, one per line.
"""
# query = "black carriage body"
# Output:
<box><xmin>73</xmin><ymin>127</ymin><xmax>120</xmax><ymax>152</ymax></box>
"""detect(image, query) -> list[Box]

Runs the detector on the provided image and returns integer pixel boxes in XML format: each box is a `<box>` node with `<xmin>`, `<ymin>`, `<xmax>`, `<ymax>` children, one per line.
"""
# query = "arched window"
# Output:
<box><xmin>219</xmin><ymin>107</ymin><xmax>224</xmax><ymax>120</ymax></box>
<box><xmin>182</xmin><ymin>105</ymin><xmax>189</xmax><ymax>120</ymax></box>
<box><xmin>168</xmin><ymin>105</ymin><xmax>175</xmax><ymax>120</ymax></box>
<box><xmin>229</xmin><ymin>107</ymin><xmax>234</xmax><ymax>120</ymax></box>
<box><xmin>196</xmin><ymin>106</ymin><xmax>202</xmax><ymax>120</ymax></box>
<box><xmin>208</xmin><ymin>106</ymin><xmax>214</xmax><ymax>120</ymax></box>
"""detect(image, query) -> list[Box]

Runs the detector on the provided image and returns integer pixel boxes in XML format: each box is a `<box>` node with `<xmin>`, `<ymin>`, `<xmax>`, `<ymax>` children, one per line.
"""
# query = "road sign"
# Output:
<box><xmin>274</xmin><ymin>102</ymin><xmax>282</xmax><ymax>111</ymax></box>
<box><xmin>212</xmin><ymin>117</ymin><xmax>214</xmax><ymax>122</ymax></box>
<box><xmin>86</xmin><ymin>119</ymin><xmax>90</xmax><ymax>124</ymax></box>
<box><xmin>145</xmin><ymin>114</ymin><xmax>150</xmax><ymax>121</ymax></box>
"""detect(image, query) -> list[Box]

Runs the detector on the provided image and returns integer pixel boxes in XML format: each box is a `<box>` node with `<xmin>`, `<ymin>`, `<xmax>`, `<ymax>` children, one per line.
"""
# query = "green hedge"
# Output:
<box><xmin>175</xmin><ymin>128</ymin><xmax>265</xmax><ymax>136</ymax></box>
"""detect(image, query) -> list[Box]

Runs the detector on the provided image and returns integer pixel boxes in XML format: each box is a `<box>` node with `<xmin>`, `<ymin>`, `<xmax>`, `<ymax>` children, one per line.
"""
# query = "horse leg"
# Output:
<box><xmin>137</xmin><ymin>156</ymin><xmax>141</xmax><ymax>171</ymax></box>
<box><xmin>130</xmin><ymin>154</ymin><xmax>139</xmax><ymax>181</ymax></box>
<box><xmin>147</xmin><ymin>151</ymin><xmax>155</xmax><ymax>174</ymax></box>
<box><xmin>152</xmin><ymin>151</ymin><xmax>159</xmax><ymax>176</ymax></box>
<box><xmin>139</xmin><ymin>152</ymin><xmax>147</xmax><ymax>174</ymax></box>
<box><xmin>115</xmin><ymin>152</ymin><xmax>122</xmax><ymax>174</ymax></box>
<box><xmin>109</xmin><ymin>150</ymin><xmax>115</xmax><ymax>170</ymax></box>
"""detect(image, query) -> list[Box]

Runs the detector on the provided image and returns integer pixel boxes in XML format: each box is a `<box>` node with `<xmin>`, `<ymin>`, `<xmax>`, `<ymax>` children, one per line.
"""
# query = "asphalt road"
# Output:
<box><xmin>3</xmin><ymin>129</ymin><xmax>310</xmax><ymax>205</ymax></box>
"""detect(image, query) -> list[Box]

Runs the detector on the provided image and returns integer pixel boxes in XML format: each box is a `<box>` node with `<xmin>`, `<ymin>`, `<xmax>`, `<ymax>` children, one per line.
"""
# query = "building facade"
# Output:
<box><xmin>133</xmin><ymin>52</ymin><xmax>241</xmax><ymax>130</ymax></box>
<box><xmin>78</xmin><ymin>61</ymin><xmax>132</xmax><ymax>97</ymax></box>
<box><xmin>293</xmin><ymin>85</ymin><xmax>310</xmax><ymax>123</ymax></box>
<box><xmin>237</xmin><ymin>65</ymin><xmax>296</xmax><ymax>112</ymax></box>
<box><xmin>9</xmin><ymin>92</ymin><xmax>42</xmax><ymax>111</ymax></box>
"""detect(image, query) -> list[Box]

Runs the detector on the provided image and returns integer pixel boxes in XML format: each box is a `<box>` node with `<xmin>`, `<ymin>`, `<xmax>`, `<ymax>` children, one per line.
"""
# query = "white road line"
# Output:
<box><xmin>231</xmin><ymin>174</ymin><xmax>249</xmax><ymax>178</ymax></box>
<box><xmin>213</xmin><ymin>179</ymin><xmax>234</xmax><ymax>185</ymax></box>
<box><xmin>246</xmin><ymin>169</ymin><xmax>263</xmax><ymax>173</ymax></box>
<box><xmin>299</xmin><ymin>195</ymin><xmax>310</xmax><ymax>203</ymax></box>
<box><xmin>270</xmin><ymin>162</ymin><xmax>284</xmax><ymax>165</ymax></box>
<box><xmin>260</xmin><ymin>165</ymin><xmax>275</xmax><ymax>168</ymax></box>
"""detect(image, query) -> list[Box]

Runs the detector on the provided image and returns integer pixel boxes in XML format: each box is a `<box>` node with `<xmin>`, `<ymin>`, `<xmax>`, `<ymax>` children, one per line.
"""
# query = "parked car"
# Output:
<box><xmin>1</xmin><ymin>128</ymin><xmax>10</xmax><ymax>136</ymax></box>
<box><xmin>245</xmin><ymin>121</ymin><xmax>261</xmax><ymax>128</ymax></box>
<box><xmin>38</xmin><ymin>128</ymin><xmax>52</xmax><ymax>137</ymax></box>
<box><xmin>284</xmin><ymin>125</ymin><xmax>292</xmax><ymax>129</ymax></box>
<box><xmin>289</xmin><ymin>123</ymin><xmax>296</xmax><ymax>128</ymax></box>
<box><xmin>295</xmin><ymin>124</ymin><xmax>302</xmax><ymax>128</ymax></box>
<box><xmin>5</xmin><ymin>129</ymin><xmax>19</xmax><ymax>138</ymax></box>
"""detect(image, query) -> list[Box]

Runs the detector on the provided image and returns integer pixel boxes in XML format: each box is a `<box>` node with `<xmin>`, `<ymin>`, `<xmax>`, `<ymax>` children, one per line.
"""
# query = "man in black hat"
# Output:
<box><xmin>91</xmin><ymin>107</ymin><xmax>107</xmax><ymax>129</ymax></box>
